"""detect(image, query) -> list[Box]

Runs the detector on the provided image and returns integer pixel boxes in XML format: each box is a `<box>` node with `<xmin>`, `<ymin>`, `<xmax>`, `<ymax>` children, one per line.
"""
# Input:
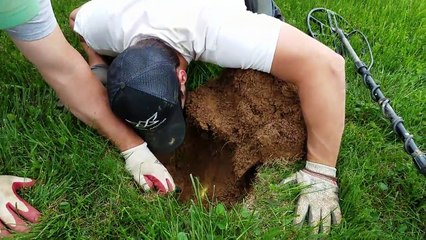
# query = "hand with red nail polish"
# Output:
<box><xmin>0</xmin><ymin>176</ymin><xmax>40</xmax><ymax>237</ymax></box>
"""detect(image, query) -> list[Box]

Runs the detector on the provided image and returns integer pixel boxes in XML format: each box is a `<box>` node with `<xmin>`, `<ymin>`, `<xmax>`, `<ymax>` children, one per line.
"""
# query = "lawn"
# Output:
<box><xmin>0</xmin><ymin>0</ymin><xmax>425</xmax><ymax>239</ymax></box>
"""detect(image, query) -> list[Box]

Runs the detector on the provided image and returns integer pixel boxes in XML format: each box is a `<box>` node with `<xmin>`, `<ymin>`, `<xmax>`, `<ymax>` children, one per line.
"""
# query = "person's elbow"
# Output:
<box><xmin>69</xmin><ymin>7</ymin><xmax>80</xmax><ymax>30</ymax></box>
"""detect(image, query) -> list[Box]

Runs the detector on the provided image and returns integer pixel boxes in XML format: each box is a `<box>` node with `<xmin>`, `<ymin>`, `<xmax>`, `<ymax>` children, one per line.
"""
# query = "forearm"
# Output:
<box><xmin>12</xmin><ymin>26</ymin><xmax>143</xmax><ymax>151</ymax></box>
<box><xmin>297</xmin><ymin>70</ymin><xmax>345</xmax><ymax>168</ymax></box>
<box><xmin>51</xmin><ymin>61</ymin><xmax>143</xmax><ymax>151</ymax></box>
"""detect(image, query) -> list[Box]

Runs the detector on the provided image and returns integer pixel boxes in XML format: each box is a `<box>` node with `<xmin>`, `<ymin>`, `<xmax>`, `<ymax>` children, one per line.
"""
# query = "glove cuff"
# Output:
<box><xmin>305</xmin><ymin>161</ymin><xmax>337</xmax><ymax>178</ymax></box>
<box><xmin>121</xmin><ymin>142</ymin><xmax>149</xmax><ymax>160</ymax></box>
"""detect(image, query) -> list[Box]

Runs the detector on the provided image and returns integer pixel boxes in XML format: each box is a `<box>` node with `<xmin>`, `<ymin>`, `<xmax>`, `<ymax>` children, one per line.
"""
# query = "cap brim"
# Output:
<box><xmin>110</xmin><ymin>86</ymin><xmax>186</xmax><ymax>154</ymax></box>
<box><xmin>139</xmin><ymin>103</ymin><xmax>186</xmax><ymax>154</ymax></box>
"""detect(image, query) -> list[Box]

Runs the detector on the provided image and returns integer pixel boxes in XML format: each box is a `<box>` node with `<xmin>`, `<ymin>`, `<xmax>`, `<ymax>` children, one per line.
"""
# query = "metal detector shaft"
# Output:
<box><xmin>336</xmin><ymin>29</ymin><xmax>426</xmax><ymax>175</ymax></box>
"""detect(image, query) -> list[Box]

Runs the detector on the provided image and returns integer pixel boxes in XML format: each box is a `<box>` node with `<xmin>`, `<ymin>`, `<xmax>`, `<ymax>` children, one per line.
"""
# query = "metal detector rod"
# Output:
<box><xmin>336</xmin><ymin>29</ymin><xmax>363</xmax><ymax>69</ymax></box>
<box><xmin>335</xmin><ymin>28</ymin><xmax>426</xmax><ymax>174</ymax></box>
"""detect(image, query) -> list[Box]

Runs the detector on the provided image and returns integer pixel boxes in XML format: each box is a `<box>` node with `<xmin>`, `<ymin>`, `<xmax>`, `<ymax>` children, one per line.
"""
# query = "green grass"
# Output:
<box><xmin>0</xmin><ymin>0</ymin><xmax>425</xmax><ymax>239</ymax></box>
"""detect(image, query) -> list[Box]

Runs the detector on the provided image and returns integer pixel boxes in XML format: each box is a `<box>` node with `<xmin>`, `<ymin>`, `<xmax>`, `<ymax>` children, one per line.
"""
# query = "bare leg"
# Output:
<box><xmin>270</xmin><ymin>23</ymin><xmax>346</xmax><ymax>167</ymax></box>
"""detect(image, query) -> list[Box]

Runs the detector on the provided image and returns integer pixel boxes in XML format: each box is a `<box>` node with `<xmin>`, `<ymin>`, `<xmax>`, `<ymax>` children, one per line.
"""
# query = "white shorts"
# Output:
<box><xmin>198</xmin><ymin>9</ymin><xmax>282</xmax><ymax>73</ymax></box>
<box><xmin>5</xmin><ymin>0</ymin><xmax>57</xmax><ymax>41</ymax></box>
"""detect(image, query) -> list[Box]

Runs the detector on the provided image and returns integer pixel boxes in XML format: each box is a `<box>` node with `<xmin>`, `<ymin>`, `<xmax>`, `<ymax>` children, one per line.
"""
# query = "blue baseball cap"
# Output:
<box><xmin>107</xmin><ymin>42</ymin><xmax>186</xmax><ymax>154</ymax></box>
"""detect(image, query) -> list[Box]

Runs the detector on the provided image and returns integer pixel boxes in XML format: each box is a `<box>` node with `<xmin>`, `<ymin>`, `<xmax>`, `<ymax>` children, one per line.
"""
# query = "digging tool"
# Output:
<box><xmin>306</xmin><ymin>8</ymin><xmax>426</xmax><ymax>175</ymax></box>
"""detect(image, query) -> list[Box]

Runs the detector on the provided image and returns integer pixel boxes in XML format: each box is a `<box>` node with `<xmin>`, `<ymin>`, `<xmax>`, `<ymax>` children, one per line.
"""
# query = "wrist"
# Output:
<box><xmin>103</xmin><ymin>118</ymin><xmax>144</xmax><ymax>152</ymax></box>
<box><xmin>121</xmin><ymin>142</ymin><xmax>148</xmax><ymax>159</ymax></box>
<box><xmin>305</xmin><ymin>161</ymin><xmax>337</xmax><ymax>178</ymax></box>
<box><xmin>121</xmin><ymin>142</ymin><xmax>159</xmax><ymax>170</ymax></box>
<box><xmin>87</xmin><ymin>99</ymin><xmax>143</xmax><ymax>152</ymax></box>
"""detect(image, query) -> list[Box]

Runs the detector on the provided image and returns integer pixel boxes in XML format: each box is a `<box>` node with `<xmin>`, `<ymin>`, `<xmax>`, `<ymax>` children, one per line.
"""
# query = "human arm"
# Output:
<box><xmin>11</xmin><ymin>26</ymin><xmax>142</xmax><ymax>151</ymax></box>
<box><xmin>235</xmin><ymin>8</ymin><xmax>342</xmax><ymax>229</ymax></box>
<box><xmin>271</xmin><ymin>23</ymin><xmax>346</xmax><ymax>169</ymax></box>
<box><xmin>11</xmin><ymin>26</ymin><xmax>175</xmax><ymax>193</ymax></box>
<box><xmin>188</xmin><ymin>7</ymin><xmax>343</xmax><ymax>229</ymax></box>
<box><xmin>271</xmin><ymin>23</ymin><xmax>345</xmax><ymax>232</ymax></box>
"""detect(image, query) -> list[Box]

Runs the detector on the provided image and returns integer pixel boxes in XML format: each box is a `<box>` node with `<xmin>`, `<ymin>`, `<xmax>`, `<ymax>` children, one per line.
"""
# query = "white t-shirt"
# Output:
<box><xmin>74</xmin><ymin>0</ymin><xmax>282</xmax><ymax>72</ymax></box>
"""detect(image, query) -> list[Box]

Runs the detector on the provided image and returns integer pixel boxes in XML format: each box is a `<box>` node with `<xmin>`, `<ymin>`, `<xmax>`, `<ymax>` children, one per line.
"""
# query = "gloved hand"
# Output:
<box><xmin>281</xmin><ymin>161</ymin><xmax>342</xmax><ymax>234</ymax></box>
<box><xmin>0</xmin><ymin>175</ymin><xmax>40</xmax><ymax>236</ymax></box>
<box><xmin>122</xmin><ymin>142</ymin><xmax>176</xmax><ymax>193</ymax></box>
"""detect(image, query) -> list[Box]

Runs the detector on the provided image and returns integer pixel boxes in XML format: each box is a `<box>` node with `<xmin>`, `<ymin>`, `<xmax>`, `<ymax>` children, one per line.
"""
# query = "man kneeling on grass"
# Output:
<box><xmin>70</xmin><ymin>0</ymin><xmax>346</xmax><ymax>234</ymax></box>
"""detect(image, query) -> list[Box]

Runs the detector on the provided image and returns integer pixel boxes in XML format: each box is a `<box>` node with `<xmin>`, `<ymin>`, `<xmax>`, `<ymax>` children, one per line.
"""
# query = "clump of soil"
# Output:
<box><xmin>160</xmin><ymin>69</ymin><xmax>306</xmax><ymax>204</ymax></box>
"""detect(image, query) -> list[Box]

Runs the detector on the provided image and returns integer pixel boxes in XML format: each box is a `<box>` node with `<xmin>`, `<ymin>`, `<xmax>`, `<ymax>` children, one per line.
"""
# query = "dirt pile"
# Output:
<box><xmin>160</xmin><ymin>69</ymin><xmax>306</xmax><ymax>204</ymax></box>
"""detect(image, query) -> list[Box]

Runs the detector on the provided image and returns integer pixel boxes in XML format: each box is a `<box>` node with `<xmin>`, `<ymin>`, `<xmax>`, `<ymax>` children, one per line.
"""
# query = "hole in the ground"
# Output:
<box><xmin>157</xmin><ymin>69</ymin><xmax>307</xmax><ymax>205</ymax></box>
<box><xmin>158</xmin><ymin>125</ymin><xmax>251</xmax><ymax>205</ymax></box>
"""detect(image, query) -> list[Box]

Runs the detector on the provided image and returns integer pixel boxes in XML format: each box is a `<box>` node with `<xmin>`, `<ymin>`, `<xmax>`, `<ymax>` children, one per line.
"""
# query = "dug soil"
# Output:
<box><xmin>159</xmin><ymin>69</ymin><xmax>306</xmax><ymax>204</ymax></box>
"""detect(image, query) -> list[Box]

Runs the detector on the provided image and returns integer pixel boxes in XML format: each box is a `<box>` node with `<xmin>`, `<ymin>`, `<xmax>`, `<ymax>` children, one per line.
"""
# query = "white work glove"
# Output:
<box><xmin>0</xmin><ymin>175</ymin><xmax>40</xmax><ymax>236</ymax></box>
<box><xmin>121</xmin><ymin>143</ymin><xmax>176</xmax><ymax>193</ymax></box>
<box><xmin>281</xmin><ymin>161</ymin><xmax>342</xmax><ymax>234</ymax></box>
